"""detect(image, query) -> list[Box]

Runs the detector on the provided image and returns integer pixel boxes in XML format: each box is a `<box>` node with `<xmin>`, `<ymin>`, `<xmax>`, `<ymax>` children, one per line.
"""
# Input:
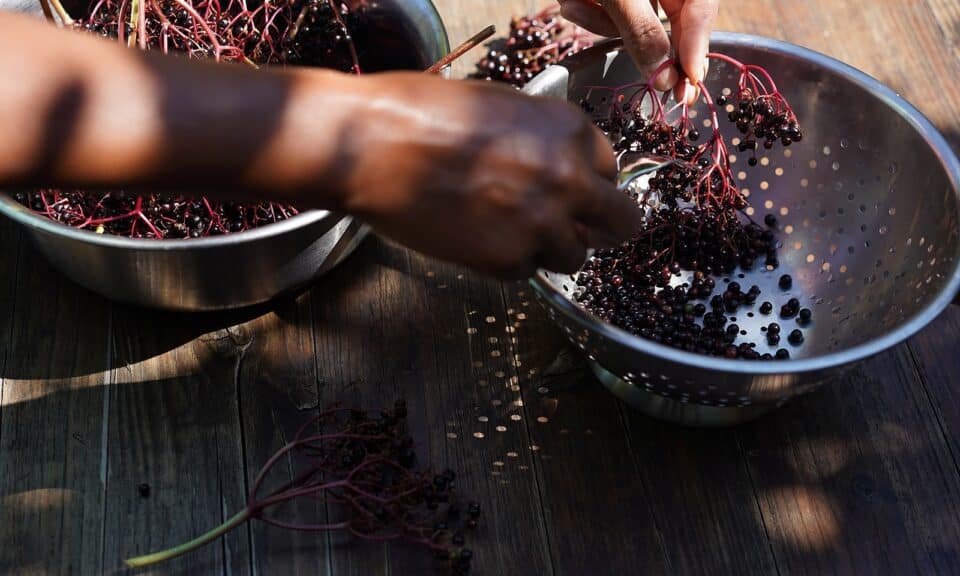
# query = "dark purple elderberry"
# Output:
<box><xmin>759</xmin><ymin>301</ymin><xmax>773</xmax><ymax>314</ymax></box>
<box><xmin>797</xmin><ymin>308</ymin><xmax>813</xmax><ymax>325</ymax></box>
<box><xmin>788</xmin><ymin>329</ymin><xmax>805</xmax><ymax>345</ymax></box>
<box><xmin>779</xmin><ymin>274</ymin><xmax>792</xmax><ymax>289</ymax></box>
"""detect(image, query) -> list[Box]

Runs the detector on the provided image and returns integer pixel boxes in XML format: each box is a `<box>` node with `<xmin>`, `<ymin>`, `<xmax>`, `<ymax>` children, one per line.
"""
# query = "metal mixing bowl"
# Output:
<box><xmin>0</xmin><ymin>0</ymin><xmax>449</xmax><ymax>311</ymax></box>
<box><xmin>524</xmin><ymin>36</ymin><xmax>960</xmax><ymax>426</ymax></box>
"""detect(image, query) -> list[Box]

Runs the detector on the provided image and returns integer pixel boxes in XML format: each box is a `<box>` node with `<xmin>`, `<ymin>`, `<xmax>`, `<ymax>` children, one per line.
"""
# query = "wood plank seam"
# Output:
<box><xmin>497</xmin><ymin>282</ymin><xmax>559</xmax><ymax>576</ymax></box>
<box><xmin>613</xmin><ymin>402</ymin><xmax>673</xmax><ymax>570</ymax></box>
<box><xmin>0</xmin><ymin>226</ymin><xmax>22</xmax><ymax>453</ymax></box>
<box><xmin>904</xmin><ymin>341</ymin><xmax>960</xmax><ymax>487</ymax></box>
<box><xmin>733</xmin><ymin>433</ymin><xmax>783</xmax><ymax>576</ymax></box>
<box><xmin>305</xmin><ymin>295</ymin><xmax>336</xmax><ymax>576</ymax></box>
<box><xmin>97</xmin><ymin>306</ymin><xmax>114</xmax><ymax>576</ymax></box>
<box><xmin>231</xmin><ymin>337</ymin><xmax>259</xmax><ymax>576</ymax></box>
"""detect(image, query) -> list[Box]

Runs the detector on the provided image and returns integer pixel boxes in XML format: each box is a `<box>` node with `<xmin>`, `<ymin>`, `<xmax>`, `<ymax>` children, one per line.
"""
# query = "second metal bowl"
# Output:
<box><xmin>0</xmin><ymin>0</ymin><xmax>450</xmax><ymax>311</ymax></box>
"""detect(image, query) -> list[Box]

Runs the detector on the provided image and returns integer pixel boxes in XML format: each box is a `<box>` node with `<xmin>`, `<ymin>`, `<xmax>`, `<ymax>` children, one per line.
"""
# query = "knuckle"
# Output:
<box><xmin>629</xmin><ymin>18</ymin><xmax>669</xmax><ymax>62</ymax></box>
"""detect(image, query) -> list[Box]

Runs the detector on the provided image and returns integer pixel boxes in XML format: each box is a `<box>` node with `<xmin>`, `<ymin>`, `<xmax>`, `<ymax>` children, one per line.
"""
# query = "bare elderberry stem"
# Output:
<box><xmin>47</xmin><ymin>0</ymin><xmax>75</xmax><ymax>25</ymax></box>
<box><xmin>426</xmin><ymin>25</ymin><xmax>496</xmax><ymax>74</ymax></box>
<box><xmin>124</xmin><ymin>509</ymin><xmax>252</xmax><ymax>568</ymax></box>
<box><xmin>169</xmin><ymin>0</ymin><xmax>224</xmax><ymax>60</ymax></box>
<box><xmin>38</xmin><ymin>0</ymin><xmax>56</xmax><ymax>22</ymax></box>
<box><xmin>327</xmin><ymin>0</ymin><xmax>361</xmax><ymax>74</ymax></box>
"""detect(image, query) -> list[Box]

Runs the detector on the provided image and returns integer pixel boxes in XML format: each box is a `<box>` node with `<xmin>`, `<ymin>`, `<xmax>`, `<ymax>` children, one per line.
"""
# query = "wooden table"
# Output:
<box><xmin>3</xmin><ymin>1</ymin><xmax>960</xmax><ymax>574</ymax></box>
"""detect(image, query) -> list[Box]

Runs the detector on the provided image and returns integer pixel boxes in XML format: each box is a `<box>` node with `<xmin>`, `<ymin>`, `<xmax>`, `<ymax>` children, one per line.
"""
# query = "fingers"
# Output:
<box><xmin>661</xmin><ymin>0</ymin><xmax>718</xmax><ymax>85</ymax></box>
<box><xmin>537</xmin><ymin>217</ymin><xmax>589</xmax><ymax>273</ymax></box>
<box><xmin>600</xmin><ymin>0</ymin><xmax>677</xmax><ymax>91</ymax></box>
<box><xmin>575</xmin><ymin>171</ymin><xmax>643</xmax><ymax>249</ymax></box>
<box><xmin>557</xmin><ymin>0</ymin><xmax>619</xmax><ymax>37</ymax></box>
<box><xmin>586</xmin><ymin>121</ymin><xmax>618</xmax><ymax>181</ymax></box>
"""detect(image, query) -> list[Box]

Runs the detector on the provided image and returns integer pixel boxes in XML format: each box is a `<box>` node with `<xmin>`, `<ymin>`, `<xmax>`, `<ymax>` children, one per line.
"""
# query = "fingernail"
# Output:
<box><xmin>686</xmin><ymin>81</ymin><xmax>701</xmax><ymax>106</ymax></box>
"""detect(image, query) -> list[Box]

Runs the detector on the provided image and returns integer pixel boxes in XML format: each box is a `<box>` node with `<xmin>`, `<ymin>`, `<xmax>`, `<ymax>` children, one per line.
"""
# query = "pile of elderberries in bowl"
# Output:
<box><xmin>509</xmin><ymin>30</ymin><xmax>960</xmax><ymax>425</ymax></box>
<box><xmin>0</xmin><ymin>0</ymin><xmax>449</xmax><ymax>311</ymax></box>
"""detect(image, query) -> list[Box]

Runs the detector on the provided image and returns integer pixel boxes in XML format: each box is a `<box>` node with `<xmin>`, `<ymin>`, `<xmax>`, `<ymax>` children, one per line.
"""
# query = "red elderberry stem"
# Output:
<box><xmin>170</xmin><ymin>0</ymin><xmax>224</xmax><ymax>60</ymax></box>
<box><xmin>327</xmin><ymin>0</ymin><xmax>361</xmax><ymax>74</ymax></box>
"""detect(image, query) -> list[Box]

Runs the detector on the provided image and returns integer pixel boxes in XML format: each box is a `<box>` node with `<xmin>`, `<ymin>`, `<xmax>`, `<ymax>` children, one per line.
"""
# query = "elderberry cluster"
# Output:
<box><xmin>591</xmin><ymin>109</ymin><xmax>705</xmax><ymax>207</ymax></box>
<box><xmin>719</xmin><ymin>89</ymin><xmax>802</xmax><ymax>165</ymax></box>
<box><xmin>13</xmin><ymin>190</ymin><xmax>296</xmax><ymax>239</ymax></box>
<box><xmin>298</xmin><ymin>400</ymin><xmax>482</xmax><ymax>575</ymax></box>
<box><xmin>572</xmin><ymin>75</ymin><xmax>813</xmax><ymax>359</ymax></box>
<box><xmin>575</xmin><ymin>209</ymin><xmax>804</xmax><ymax>360</ymax></box>
<box><xmin>278</xmin><ymin>0</ymin><xmax>360</xmax><ymax>70</ymax></box>
<box><xmin>470</xmin><ymin>9</ymin><xmax>592</xmax><ymax>88</ymax></box>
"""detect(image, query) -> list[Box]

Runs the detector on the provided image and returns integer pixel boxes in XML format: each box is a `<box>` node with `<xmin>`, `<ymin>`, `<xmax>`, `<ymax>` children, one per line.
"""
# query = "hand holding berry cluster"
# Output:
<box><xmin>572</xmin><ymin>52</ymin><xmax>810</xmax><ymax>361</ymax></box>
<box><xmin>582</xmin><ymin>53</ymin><xmax>801</xmax><ymax>212</ymax></box>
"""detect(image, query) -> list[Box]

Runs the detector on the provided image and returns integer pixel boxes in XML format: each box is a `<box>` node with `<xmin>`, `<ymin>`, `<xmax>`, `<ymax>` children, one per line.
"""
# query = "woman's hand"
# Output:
<box><xmin>339</xmin><ymin>73</ymin><xmax>642</xmax><ymax>278</ymax></box>
<box><xmin>557</xmin><ymin>0</ymin><xmax>719</xmax><ymax>102</ymax></box>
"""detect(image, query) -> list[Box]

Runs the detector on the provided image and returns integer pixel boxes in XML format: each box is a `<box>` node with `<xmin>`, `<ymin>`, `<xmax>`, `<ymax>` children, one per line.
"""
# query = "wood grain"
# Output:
<box><xmin>310</xmin><ymin>238</ymin><xmax>554</xmax><ymax>575</ymax></box>
<box><xmin>908</xmin><ymin>307</ymin><xmax>960</xmax><ymax>526</ymax></box>
<box><xmin>102</xmin><ymin>306</ymin><xmax>252</xmax><ymax>575</ymax></box>
<box><xmin>234</xmin><ymin>296</ymin><xmax>331</xmax><ymax>575</ymax></box>
<box><xmin>619</xmin><ymin>412</ymin><xmax>780</xmax><ymax>575</ymax></box>
<box><xmin>0</xmin><ymin>243</ymin><xmax>110</xmax><ymax>574</ymax></box>
<box><xmin>739</xmin><ymin>344</ymin><xmax>960</xmax><ymax>574</ymax></box>
<box><xmin>2</xmin><ymin>2</ymin><xmax>960</xmax><ymax>575</ymax></box>
<box><xmin>503</xmin><ymin>284</ymin><xmax>672</xmax><ymax>575</ymax></box>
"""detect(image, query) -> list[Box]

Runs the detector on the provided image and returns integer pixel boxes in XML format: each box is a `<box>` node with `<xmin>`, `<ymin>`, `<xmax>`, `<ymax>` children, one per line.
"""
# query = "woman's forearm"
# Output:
<box><xmin>0</xmin><ymin>11</ymin><xmax>365</xmax><ymax>209</ymax></box>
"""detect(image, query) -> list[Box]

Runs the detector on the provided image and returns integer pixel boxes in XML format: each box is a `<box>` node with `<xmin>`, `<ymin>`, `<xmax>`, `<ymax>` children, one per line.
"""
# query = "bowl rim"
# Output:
<box><xmin>529</xmin><ymin>32</ymin><xmax>960</xmax><ymax>375</ymax></box>
<box><xmin>0</xmin><ymin>192</ymin><xmax>340</xmax><ymax>250</ymax></box>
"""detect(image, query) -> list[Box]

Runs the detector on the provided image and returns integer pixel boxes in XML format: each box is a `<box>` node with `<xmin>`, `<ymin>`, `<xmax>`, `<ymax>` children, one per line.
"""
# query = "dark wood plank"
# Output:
<box><xmin>715</xmin><ymin>0</ymin><xmax>782</xmax><ymax>37</ymax></box>
<box><xmin>102</xmin><ymin>307</ymin><xmax>252</xmax><ymax>575</ymax></box>
<box><xmin>0</xmin><ymin>242</ymin><xmax>111</xmax><ymax>574</ymax></box>
<box><xmin>0</xmin><ymin>216</ymin><xmax>20</xmax><ymax>378</ymax></box>
<box><xmin>908</xmin><ymin>306</ymin><xmax>960</xmax><ymax>506</ymax></box>
<box><xmin>310</xmin><ymin>237</ymin><xmax>554</xmax><ymax>576</ymax></box>
<box><xmin>0</xmin><ymin>214</ymin><xmax>21</xmax><ymax>442</ymax></box>
<box><xmin>763</xmin><ymin>0</ymin><xmax>960</xmax><ymax>145</ymax></box>
<box><xmin>618</xmin><ymin>411</ymin><xmax>780</xmax><ymax>574</ymax></box>
<box><xmin>234</xmin><ymin>295</ymin><xmax>331</xmax><ymax>575</ymax></box>
<box><xmin>502</xmin><ymin>283</ymin><xmax>672</xmax><ymax>575</ymax></box>
<box><xmin>739</xmin><ymin>345</ymin><xmax>960</xmax><ymax>574</ymax></box>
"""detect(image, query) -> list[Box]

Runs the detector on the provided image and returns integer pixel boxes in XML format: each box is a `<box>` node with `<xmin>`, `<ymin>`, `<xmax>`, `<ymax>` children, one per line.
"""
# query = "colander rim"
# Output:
<box><xmin>530</xmin><ymin>32</ymin><xmax>960</xmax><ymax>375</ymax></box>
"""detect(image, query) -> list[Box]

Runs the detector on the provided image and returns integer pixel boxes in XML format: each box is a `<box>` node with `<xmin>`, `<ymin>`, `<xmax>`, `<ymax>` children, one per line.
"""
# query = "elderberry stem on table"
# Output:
<box><xmin>124</xmin><ymin>402</ymin><xmax>481</xmax><ymax>575</ymax></box>
<box><xmin>125</xmin><ymin>509</ymin><xmax>251</xmax><ymax>568</ymax></box>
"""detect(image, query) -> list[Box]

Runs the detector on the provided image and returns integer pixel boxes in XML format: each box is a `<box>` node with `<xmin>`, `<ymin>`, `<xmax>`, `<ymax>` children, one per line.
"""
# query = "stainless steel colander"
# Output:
<box><xmin>524</xmin><ymin>35</ymin><xmax>960</xmax><ymax>426</ymax></box>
